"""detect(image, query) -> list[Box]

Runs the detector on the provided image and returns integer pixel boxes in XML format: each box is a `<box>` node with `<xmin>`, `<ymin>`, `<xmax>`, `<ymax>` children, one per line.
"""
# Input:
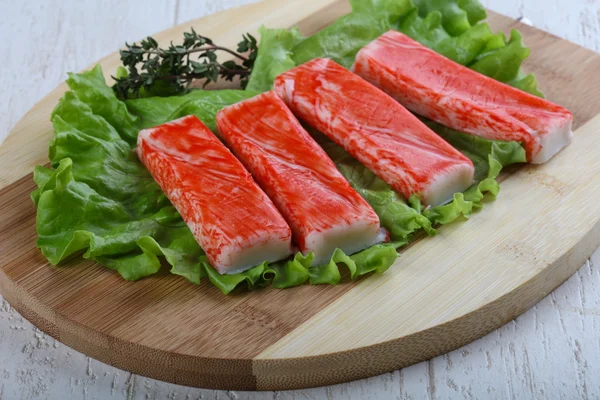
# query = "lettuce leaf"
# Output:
<box><xmin>469</xmin><ymin>29</ymin><xmax>544</xmax><ymax>97</ymax></box>
<box><xmin>411</xmin><ymin>0</ymin><xmax>487</xmax><ymax>36</ymax></box>
<box><xmin>396</xmin><ymin>10</ymin><xmax>494</xmax><ymax>66</ymax></box>
<box><xmin>33</xmin><ymin>66</ymin><xmax>401</xmax><ymax>294</ymax></box>
<box><xmin>246</xmin><ymin>26</ymin><xmax>304</xmax><ymax>93</ymax></box>
<box><xmin>66</xmin><ymin>65</ymin><xmax>141</xmax><ymax>144</ymax></box>
<box><xmin>125</xmin><ymin>89</ymin><xmax>259</xmax><ymax>131</ymax></box>
<box><xmin>248</xmin><ymin>0</ymin><xmax>542</xmax><ymax>96</ymax></box>
<box><xmin>49</xmin><ymin>91</ymin><xmax>167</xmax><ymax>217</ymax></box>
<box><xmin>292</xmin><ymin>0</ymin><xmax>415</xmax><ymax>68</ymax></box>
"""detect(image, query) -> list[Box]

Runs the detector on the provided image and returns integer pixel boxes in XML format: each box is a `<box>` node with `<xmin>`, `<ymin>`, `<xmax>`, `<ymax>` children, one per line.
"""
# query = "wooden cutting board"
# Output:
<box><xmin>1</xmin><ymin>0</ymin><xmax>600</xmax><ymax>391</ymax></box>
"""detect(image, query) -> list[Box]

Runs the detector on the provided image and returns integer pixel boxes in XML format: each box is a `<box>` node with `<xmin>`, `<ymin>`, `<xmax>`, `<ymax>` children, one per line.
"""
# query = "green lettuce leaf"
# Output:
<box><xmin>125</xmin><ymin>89</ymin><xmax>258</xmax><ymax>130</ymax></box>
<box><xmin>67</xmin><ymin>65</ymin><xmax>141</xmax><ymax>144</ymax></box>
<box><xmin>292</xmin><ymin>0</ymin><xmax>415</xmax><ymax>68</ymax></box>
<box><xmin>248</xmin><ymin>0</ymin><xmax>541</xmax><ymax>96</ymax></box>
<box><xmin>411</xmin><ymin>0</ymin><xmax>487</xmax><ymax>36</ymax></box>
<box><xmin>31</xmin><ymin>165</ymin><xmax>55</xmax><ymax>205</ymax></box>
<box><xmin>33</xmin><ymin>65</ymin><xmax>401</xmax><ymax>294</ymax></box>
<box><xmin>396</xmin><ymin>10</ymin><xmax>494</xmax><ymax>66</ymax></box>
<box><xmin>264</xmin><ymin>252</ymin><xmax>313</xmax><ymax>289</ymax></box>
<box><xmin>49</xmin><ymin>91</ymin><xmax>167</xmax><ymax>217</ymax></box>
<box><xmin>469</xmin><ymin>29</ymin><xmax>543</xmax><ymax>97</ymax></box>
<box><xmin>246</xmin><ymin>26</ymin><xmax>304</xmax><ymax>92</ymax></box>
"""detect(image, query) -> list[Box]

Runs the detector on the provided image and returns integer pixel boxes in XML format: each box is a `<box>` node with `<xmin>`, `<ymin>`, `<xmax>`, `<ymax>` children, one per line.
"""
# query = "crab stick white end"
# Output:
<box><xmin>532</xmin><ymin>119</ymin><xmax>573</xmax><ymax>164</ymax></box>
<box><xmin>186</xmin><ymin>220</ymin><xmax>296</xmax><ymax>274</ymax></box>
<box><xmin>305</xmin><ymin>223</ymin><xmax>388</xmax><ymax>267</ymax></box>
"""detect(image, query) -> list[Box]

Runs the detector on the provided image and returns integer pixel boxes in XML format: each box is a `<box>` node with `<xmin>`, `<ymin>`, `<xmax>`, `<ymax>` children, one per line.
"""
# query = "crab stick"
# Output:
<box><xmin>137</xmin><ymin>115</ymin><xmax>293</xmax><ymax>274</ymax></box>
<box><xmin>217</xmin><ymin>91</ymin><xmax>384</xmax><ymax>266</ymax></box>
<box><xmin>274</xmin><ymin>58</ymin><xmax>475</xmax><ymax>207</ymax></box>
<box><xmin>353</xmin><ymin>30</ymin><xmax>573</xmax><ymax>164</ymax></box>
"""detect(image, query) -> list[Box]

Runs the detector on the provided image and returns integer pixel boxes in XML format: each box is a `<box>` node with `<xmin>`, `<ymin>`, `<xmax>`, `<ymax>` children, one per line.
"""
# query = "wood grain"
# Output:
<box><xmin>1</xmin><ymin>0</ymin><xmax>600</xmax><ymax>392</ymax></box>
<box><xmin>252</xmin><ymin>114</ymin><xmax>600</xmax><ymax>389</ymax></box>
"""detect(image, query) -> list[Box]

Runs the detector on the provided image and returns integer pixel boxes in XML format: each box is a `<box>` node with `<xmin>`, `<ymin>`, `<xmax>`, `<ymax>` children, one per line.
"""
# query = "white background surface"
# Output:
<box><xmin>1</xmin><ymin>1</ymin><xmax>599</xmax><ymax>399</ymax></box>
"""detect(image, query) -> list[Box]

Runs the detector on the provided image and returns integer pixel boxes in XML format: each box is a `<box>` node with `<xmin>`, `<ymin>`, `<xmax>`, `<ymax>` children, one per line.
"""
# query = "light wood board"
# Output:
<box><xmin>1</xmin><ymin>0</ymin><xmax>599</xmax><ymax>391</ymax></box>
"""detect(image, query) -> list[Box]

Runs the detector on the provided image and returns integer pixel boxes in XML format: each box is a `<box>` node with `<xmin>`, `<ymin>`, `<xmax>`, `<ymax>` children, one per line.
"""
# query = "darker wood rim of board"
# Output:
<box><xmin>1</xmin><ymin>216</ymin><xmax>598</xmax><ymax>391</ymax></box>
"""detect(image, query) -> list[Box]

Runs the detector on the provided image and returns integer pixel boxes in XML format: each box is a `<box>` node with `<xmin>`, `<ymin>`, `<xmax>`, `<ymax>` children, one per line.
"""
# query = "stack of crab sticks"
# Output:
<box><xmin>137</xmin><ymin>30</ymin><xmax>572</xmax><ymax>274</ymax></box>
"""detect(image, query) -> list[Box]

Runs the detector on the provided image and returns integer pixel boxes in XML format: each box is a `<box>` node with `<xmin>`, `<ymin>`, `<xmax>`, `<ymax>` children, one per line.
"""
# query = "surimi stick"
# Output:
<box><xmin>274</xmin><ymin>58</ymin><xmax>475</xmax><ymax>207</ymax></box>
<box><xmin>137</xmin><ymin>115</ymin><xmax>293</xmax><ymax>274</ymax></box>
<box><xmin>353</xmin><ymin>30</ymin><xmax>574</xmax><ymax>164</ymax></box>
<box><xmin>217</xmin><ymin>91</ymin><xmax>384</xmax><ymax>266</ymax></box>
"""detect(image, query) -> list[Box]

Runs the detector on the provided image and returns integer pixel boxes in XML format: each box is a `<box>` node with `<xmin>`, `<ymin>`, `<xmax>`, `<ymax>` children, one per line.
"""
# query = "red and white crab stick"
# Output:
<box><xmin>137</xmin><ymin>115</ymin><xmax>293</xmax><ymax>274</ymax></box>
<box><xmin>217</xmin><ymin>91</ymin><xmax>384</xmax><ymax>266</ymax></box>
<box><xmin>353</xmin><ymin>30</ymin><xmax>574</xmax><ymax>164</ymax></box>
<box><xmin>274</xmin><ymin>58</ymin><xmax>475</xmax><ymax>207</ymax></box>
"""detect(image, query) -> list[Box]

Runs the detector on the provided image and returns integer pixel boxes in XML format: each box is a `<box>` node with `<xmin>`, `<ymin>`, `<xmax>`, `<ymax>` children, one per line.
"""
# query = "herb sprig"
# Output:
<box><xmin>113</xmin><ymin>29</ymin><xmax>258</xmax><ymax>99</ymax></box>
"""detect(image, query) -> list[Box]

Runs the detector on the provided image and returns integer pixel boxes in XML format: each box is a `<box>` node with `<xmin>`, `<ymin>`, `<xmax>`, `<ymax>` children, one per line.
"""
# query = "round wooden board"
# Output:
<box><xmin>1</xmin><ymin>0</ymin><xmax>600</xmax><ymax>391</ymax></box>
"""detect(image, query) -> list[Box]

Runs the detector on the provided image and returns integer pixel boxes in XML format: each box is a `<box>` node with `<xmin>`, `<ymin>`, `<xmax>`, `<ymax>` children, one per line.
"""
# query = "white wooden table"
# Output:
<box><xmin>1</xmin><ymin>1</ymin><xmax>599</xmax><ymax>398</ymax></box>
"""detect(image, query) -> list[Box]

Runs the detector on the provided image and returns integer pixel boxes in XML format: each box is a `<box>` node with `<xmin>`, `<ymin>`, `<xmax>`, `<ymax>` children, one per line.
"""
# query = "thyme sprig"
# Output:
<box><xmin>113</xmin><ymin>29</ymin><xmax>258</xmax><ymax>98</ymax></box>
